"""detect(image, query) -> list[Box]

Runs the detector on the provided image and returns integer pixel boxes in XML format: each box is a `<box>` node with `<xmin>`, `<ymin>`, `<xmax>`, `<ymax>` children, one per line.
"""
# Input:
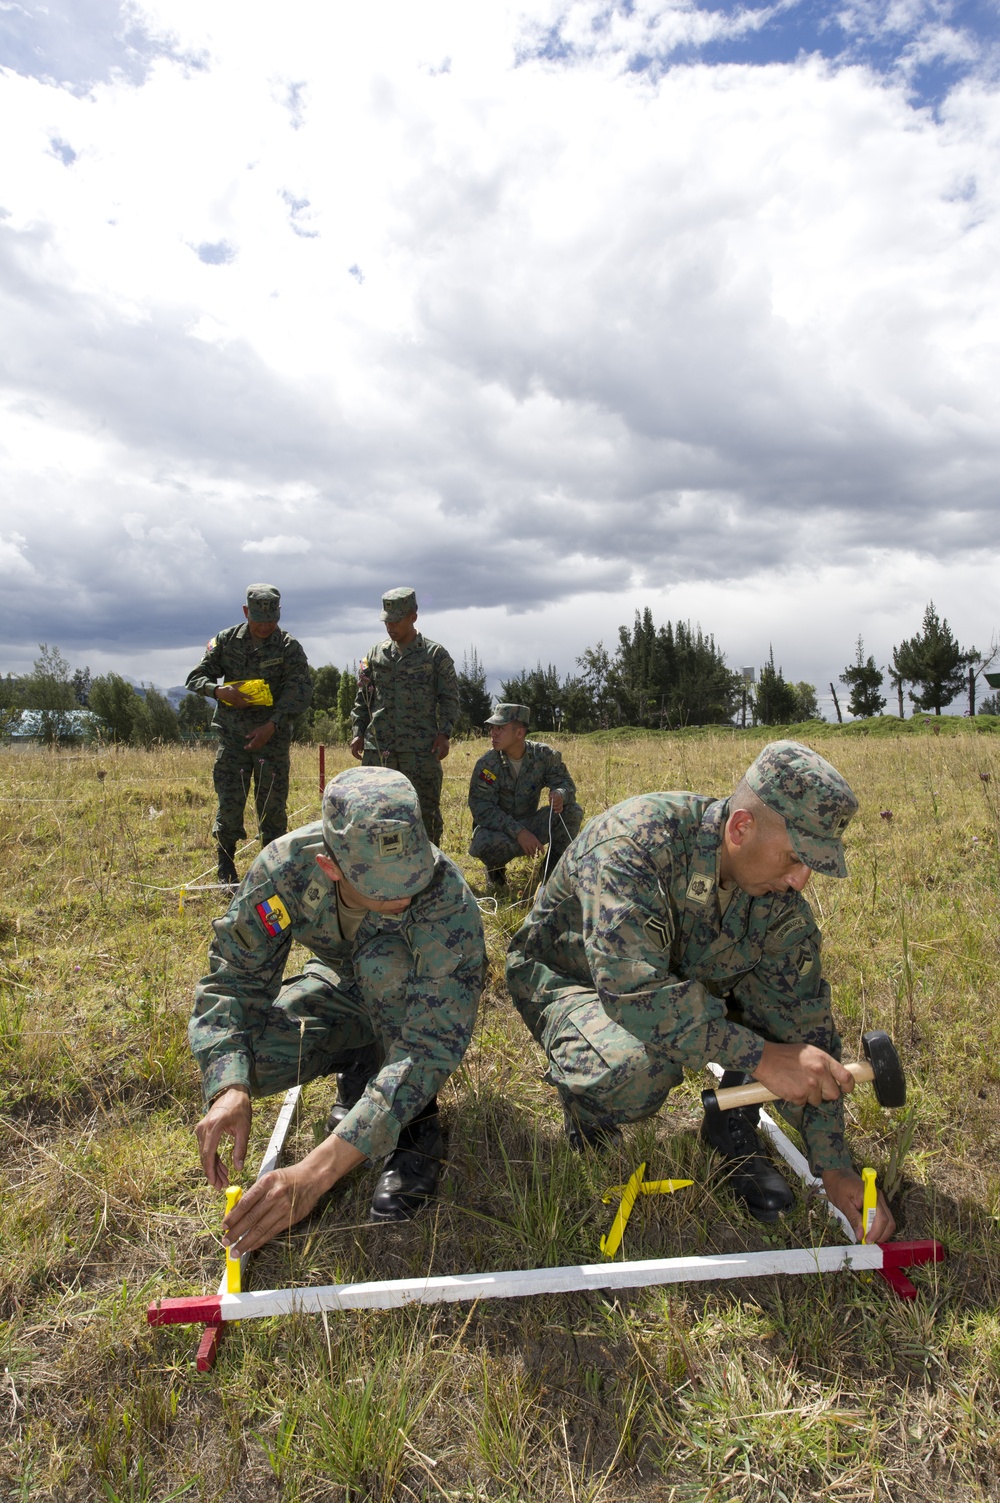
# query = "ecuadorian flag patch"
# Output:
<box><xmin>255</xmin><ymin>895</ymin><xmax>291</xmax><ymax>937</ymax></box>
<box><xmin>479</xmin><ymin>767</ymin><xmax>497</xmax><ymax>784</ymax></box>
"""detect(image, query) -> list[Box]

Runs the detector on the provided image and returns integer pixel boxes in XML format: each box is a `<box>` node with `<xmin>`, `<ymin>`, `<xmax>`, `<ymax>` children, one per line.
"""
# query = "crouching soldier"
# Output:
<box><xmin>506</xmin><ymin>741</ymin><xmax>895</xmax><ymax>1242</ymax></box>
<box><xmin>189</xmin><ymin>767</ymin><xmax>484</xmax><ymax>1253</ymax></box>
<box><xmin>468</xmin><ymin>703</ymin><xmax>584</xmax><ymax>893</ymax></box>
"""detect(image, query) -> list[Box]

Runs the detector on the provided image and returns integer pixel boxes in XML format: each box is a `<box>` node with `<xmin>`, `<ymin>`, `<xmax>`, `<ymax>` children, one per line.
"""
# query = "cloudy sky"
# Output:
<box><xmin>1</xmin><ymin>0</ymin><xmax>998</xmax><ymax>712</ymax></box>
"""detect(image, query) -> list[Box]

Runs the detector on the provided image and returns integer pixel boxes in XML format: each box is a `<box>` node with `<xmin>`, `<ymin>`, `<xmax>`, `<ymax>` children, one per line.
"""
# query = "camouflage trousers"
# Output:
<box><xmin>469</xmin><ymin>802</ymin><xmax>583</xmax><ymax>872</ymax></box>
<box><xmin>505</xmin><ymin>953</ymin><xmax>684</xmax><ymax>1130</ymax></box>
<box><xmin>239</xmin><ymin>958</ymin><xmax>380</xmax><ymax>1098</ymax></box>
<box><xmin>362</xmin><ymin>750</ymin><xmax>444</xmax><ymax>845</ymax></box>
<box><xmin>212</xmin><ymin>734</ymin><xmax>291</xmax><ymax>852</ymax></box>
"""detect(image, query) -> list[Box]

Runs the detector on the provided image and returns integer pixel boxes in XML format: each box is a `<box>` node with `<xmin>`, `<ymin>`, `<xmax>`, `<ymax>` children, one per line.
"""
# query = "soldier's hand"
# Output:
<box><xmin>350</xmin><ymin>735</ymin><xmax>365</xmax><ymax>760</ymax></box>
<box><xmin>245</xmin><ymin>720</ymin><xmax>276</xmax><ymax>750</ymax></box>
<box><xmin>222</xmin><ymin>1136</ymin><xmax>366</xmax><ymax>1254</ymax></box>
<box><xmin>216</xmin><ymin>685</ymin><xmax>252</xmax><ymax>708</ymax></box>
<box><xmin>431</xmin><ymin>734</ymin><xmax>450</xmax><ymax>761</ymax></box>
<box><xmin>517</xmin><ymin>828</ymin><xmax>545</xmax><ymax>856</ymax></box>
<box><xmin>752</xmin><ymin>1041</ymin><xmax>855</xmax><ymax>1108</ymax></box>
<box><xmin>822</xmin><ymin>1168</ymin><xmax>896</xmax><ymax>1242</ymax></box>
<box><xmin>548</xmin><ymin>791</ymin><xmax>565</xmax><ymax>815</ymax></box>
<box><xmin>195</xmin><ymin>1087</ymin><xmax>252</xmax><ymax>1190</ymax></box>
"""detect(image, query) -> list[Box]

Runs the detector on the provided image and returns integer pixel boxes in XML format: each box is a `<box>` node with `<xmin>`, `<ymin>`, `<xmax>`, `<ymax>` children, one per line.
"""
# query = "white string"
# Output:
<box><xmin>126</xmin><ymin>799</ymin><xmax>316</xmax><ymax>893</ymax></box>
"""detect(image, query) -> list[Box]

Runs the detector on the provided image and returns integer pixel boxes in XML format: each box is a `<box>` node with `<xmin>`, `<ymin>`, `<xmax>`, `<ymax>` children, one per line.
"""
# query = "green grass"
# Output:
<box><xmin>1</xmin><ymin>733</ymin><xmax>998</xmax><ymax>1500</ymax></box>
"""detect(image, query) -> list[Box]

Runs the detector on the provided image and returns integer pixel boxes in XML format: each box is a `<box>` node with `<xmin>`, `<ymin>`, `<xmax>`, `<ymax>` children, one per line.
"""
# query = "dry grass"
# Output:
<box><xmin>1</xmin><ymin>730</ymin><xmax>998</xmax><ymax>1501</ymax></box>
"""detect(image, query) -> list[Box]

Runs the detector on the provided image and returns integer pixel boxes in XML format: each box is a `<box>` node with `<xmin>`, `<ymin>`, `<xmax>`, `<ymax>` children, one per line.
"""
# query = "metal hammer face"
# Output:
<box><xmin>861</xmin><ymin>1029</ymin><xmax>906</xmax><ymax>1109</ymax></box>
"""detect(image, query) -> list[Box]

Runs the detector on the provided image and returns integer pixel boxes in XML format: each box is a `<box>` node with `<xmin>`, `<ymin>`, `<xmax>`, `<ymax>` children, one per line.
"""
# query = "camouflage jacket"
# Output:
<box><xmin>189</xmin><ymin>823</ymin><xmax>484</xmax><ymax>1160</ymax></box>
<box><xmin>469</xmin><ymin>741</ymin><xmax>577</xmax><ymax>840</ymax></box>
<box><xmin>185</xmin><ymin>624</ymin><xmax>312</xmax><ymax>737</ymax></box>
<box><xmin>350</xmin><ymin>633</ymin><xmax>460</xmax><ymax>756</ymax></box>
<box><xmin>508</xmin><ymin>792</ymin><xmax>850</xmax><ymax>1173</ymax></box>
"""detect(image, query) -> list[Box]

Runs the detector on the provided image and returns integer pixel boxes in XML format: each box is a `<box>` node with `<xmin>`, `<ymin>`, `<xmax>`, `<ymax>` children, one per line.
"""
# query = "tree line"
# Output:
<box><xmin>1</xmin><ymin>600</ymin><xmax>991</xmax><ymax>746</ymax></box>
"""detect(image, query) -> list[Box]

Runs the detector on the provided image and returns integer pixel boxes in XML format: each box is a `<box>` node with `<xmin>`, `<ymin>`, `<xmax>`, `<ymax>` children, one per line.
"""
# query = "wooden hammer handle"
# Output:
<box><xmin>708</xmin><ymin>1059</ymin><xmax>874</xmax><ymax>1110</ymax></box>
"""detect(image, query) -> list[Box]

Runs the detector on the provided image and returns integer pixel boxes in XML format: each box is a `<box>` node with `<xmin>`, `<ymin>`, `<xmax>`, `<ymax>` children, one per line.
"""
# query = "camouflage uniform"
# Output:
<box><xmin>350</xmin><ymin>593</ymin><xmax>459</xmax><ymax>846</ymax></box>
<box><xmin>185</xmin><ymin>591</ymin><xmax>312</xmax><ymax>852</ymax></box>
<box><xmin>189</xmin><ymin>779</ymin><xmax>484</xmax><ymax>1164</ymax></box>
<box><xmin>469</xmin><ymin>740</ymin><xmax>583</xmax><ymax>871</ymax></box>
<box><xmin>506</xmin><ymin>774</ymin><xmax>856</xmax><ymax>1176</ymax></box>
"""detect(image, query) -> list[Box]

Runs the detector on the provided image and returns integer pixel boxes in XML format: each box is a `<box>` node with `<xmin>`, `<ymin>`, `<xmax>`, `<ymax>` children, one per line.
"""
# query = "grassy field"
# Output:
<box><xmin>1</xmin><ymin>730</ymin><xmax>998</xmax><ymax>1502</ymax></box>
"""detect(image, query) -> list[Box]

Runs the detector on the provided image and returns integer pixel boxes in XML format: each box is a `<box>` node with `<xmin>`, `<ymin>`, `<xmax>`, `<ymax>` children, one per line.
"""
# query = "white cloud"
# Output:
<box><xmin>0</xmin><ymin>0</ymin><xmax>997</xmax><ymax>710</ymax></box>
<box><xmin>241</xmin><ymin>534</ymin><xmax>311</xmax><ymax>554</ymax></box>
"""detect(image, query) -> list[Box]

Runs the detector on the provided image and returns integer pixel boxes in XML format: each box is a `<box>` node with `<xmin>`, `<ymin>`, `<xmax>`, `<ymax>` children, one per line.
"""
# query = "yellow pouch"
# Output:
<box><xmin>224</xmin><ymin>678</ymin><xmax>273</xmax><ymax>707</ymax></box>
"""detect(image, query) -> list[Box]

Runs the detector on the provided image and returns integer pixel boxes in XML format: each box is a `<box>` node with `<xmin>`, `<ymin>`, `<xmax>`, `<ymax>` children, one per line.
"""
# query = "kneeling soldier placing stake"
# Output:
<box><xmin>189</xmin><ymin>767</ymin><xmax>484</xmax><ymax>1250</ymax></box>
<box><xmin>506</xmin><ymin>741</ymin><xmax>896</xmax><ymax>1242</ymax></box>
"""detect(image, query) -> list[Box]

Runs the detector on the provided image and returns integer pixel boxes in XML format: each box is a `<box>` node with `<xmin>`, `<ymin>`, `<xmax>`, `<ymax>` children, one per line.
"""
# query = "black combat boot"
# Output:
<box><xmin>700</xmin><ymin>1089</ymin><xmax>794</xmax><ymax>1224</ymax></box>
<box><xmin>217</xmin><ymin>843</ymin><xmax>239</xmax><ymax>886</ymax></box>
<box><xmin>484</xmin><ymin>866</ymin><xmax>507</xmax><ymax>894</ymax></box>
<box><xmin>369</xmin><ymin>1101</ymin><xmax>444</xmax><ymax>1222</ymax></box>
<box><xmin>563</xmin><ymin>1105</ymin><xmax>623</xmax><ymax>1154</ymax></box>
<box><xmin>324</xmin><ymin>1044</ymin><xmax>381</xmax><ymax>1134</ymax></box>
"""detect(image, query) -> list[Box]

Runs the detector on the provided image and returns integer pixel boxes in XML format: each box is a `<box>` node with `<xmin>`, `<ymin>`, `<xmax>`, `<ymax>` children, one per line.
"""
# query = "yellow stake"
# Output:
<box><xmin>178</xmin><ymin>886</ymin><xmax>186</xmax><ymax>915</ymax></box>
<box><xmin>861</xmin><ymin>1167</ymin><xmax>878</xmax><ymax>1245</ymax></box>
<box><xmin>224</xmin><ymin>1186</ymin><xmax>243</xmax><ymax>1292</ymax></box>
<box><xmin>600</xmin><ymin>1165</ymin><xmax>695</xmax><ymax>1258</ymax></box>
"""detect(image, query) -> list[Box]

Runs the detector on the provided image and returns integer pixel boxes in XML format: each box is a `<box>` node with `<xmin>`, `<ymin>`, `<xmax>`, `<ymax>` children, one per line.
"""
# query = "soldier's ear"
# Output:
<box><xmin>315</xmin><ymin>852</ymin><xmax>342</xmax><ymax>882</ymax></box>
<box><xmin>727</xmin><ymin>808</ymin><xmax>755</xmax><ymax>847</ymax></box>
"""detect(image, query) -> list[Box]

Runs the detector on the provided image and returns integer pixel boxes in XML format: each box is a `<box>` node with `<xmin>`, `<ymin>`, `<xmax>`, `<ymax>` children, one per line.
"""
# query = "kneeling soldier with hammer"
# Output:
<box><xmin>189</xmin><ymin>767</ymin><xmax>484</xmax><ymax>1250</ymax></box>
<box><xmin>506</xmin><ymin>741</ymin><xmax>896</xmax><ymax>1242</ymax></box>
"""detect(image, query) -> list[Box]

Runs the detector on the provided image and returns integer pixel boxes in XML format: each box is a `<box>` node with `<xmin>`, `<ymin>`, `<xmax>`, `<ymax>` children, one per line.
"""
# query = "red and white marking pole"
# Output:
<box><xmin>149</xmin><ymin>1239</ymin><xmax>944</xmax><ymax>1337</ymax></box>
<box><xmin>318</xmin><ymin>744</ymin><xmax>326</xmax><ymax>801</ymax></box>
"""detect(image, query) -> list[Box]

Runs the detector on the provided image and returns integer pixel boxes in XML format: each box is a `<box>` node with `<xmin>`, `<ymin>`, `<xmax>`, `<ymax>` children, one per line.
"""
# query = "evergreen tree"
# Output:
<box><xmin>753</xmin><ymin>647</ymin><xmax>800</xmax><ymax>725</ymax></box>
<box><xmin>89</xmin><ymin>674</ymin><xmax>145</xmax><ymax>743</ymax></box>
<box><xmin>894</xmin><ymin>603</ymin><xmax>977</xmax><ymax>716</ymax></box>
<box><xmin>337</xmin><ymin>666</ymin><xmax>358</xmax><ymax>742</ymax></box>
<box><xmin>789</xmin><ymin>682</ymin><xmax>821</xmax><ymax>721</ymax></box>
<box><xmin>499</xmin><ymin>663</ymin><xmax>563</xmax><ymax>730</ymax></box>
<box><xmin>0</xmin><ymin>673</ymin><xmax>22</xmax><ymax>739</ymax></box>
<box><xmin>576</xmin><ymin>642</ymin><xmax>615</xmax><ymax>726</ymax></box>
<box><xmin>141</xmin><ymin>687</ymin><xmax>180</xmax><ymax>743</ymax></box>
<box><xmin>607</xmin><ymin>612</ymin><xmax>739</xmax><ymax>727</ymax></box>
<box><xmin>19</xmin><ymin>645</ymin><xmax>77</xmax><ymax>744</ymax></box>
<box><xmin>839</xmin><ymin>637</ymin><xmax>886</xmax><ymax>718</ymax></box>
<box><xmin>178</xmin><ymin>693</ymin><xmax>214</xmax><ymax>735</ymax></box>
<box><xmin>72</xmin><ymin>667</ymin><xmax>91</xmax><ymax>706</ymax></box>
<box><xmin>311</xmin><ymin>665</ymin><xmax>342</xmax><ymax>718</ymax></box>
<box><xmin>455</xmin><ymin>648</ymin><xmax>492</xmax><ymax>734</ymax></box>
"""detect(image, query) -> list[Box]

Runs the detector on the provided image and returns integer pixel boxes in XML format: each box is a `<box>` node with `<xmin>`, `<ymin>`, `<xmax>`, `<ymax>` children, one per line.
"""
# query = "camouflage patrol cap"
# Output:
<box><xmin>485</xmin><ymin>703</ymin><xmax>530</xmax><ymax>727</ymax></box>
<box><xmin>322</xmin><ymin>767</ymin><xmax>435</xmax><ymax>899</ymax></box>
<box><xmin>381</xmin><ymin>587</ymin><xmax>417</xmax><ymax>622</ymax></box>
<box><xmin>246</xmin><ymin>583</ymin><xmax>281</xmax><ymax>623</ymax></box>
<box><xmin>746</xmin><ymin>740</ymin><xmax>858</xmax><ymax>879</ymax></box>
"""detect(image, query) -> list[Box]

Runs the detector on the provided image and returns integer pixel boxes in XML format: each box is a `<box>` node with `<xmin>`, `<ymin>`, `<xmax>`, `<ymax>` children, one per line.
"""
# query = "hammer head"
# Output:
<box><xmin>861</xmin><ymin>1029</ymin><xmax>906</xmax><ymax>1108</ymax></box>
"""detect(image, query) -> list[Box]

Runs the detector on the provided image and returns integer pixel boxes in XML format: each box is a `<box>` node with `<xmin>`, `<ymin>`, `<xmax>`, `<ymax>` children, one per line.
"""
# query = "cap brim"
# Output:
<box><xmin>349</xmin><ymin>846</ymin><xmax>437</xmax><ymax>899</ymax></box>
<box><xmin>789</xmin><ymin>829</ymin><xmax>848</xmax><ymax>879</ymax></box>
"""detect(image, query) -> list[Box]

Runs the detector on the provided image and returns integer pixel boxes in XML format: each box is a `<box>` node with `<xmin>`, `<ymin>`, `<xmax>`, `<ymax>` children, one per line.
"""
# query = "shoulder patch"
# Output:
<box><xmin>686</xmin><ymin>873</ymin><xmax>715</xmax><ymax>906</ymax></box>
<box><xmin>643</xmin><ymin>911</ymin><xmax>673</xmax><ymax>952</ymax></box>
<box><xmin>255</xmin><ymin>894</ymin><xmax>292</xmax><ymax>938</ymax></box>
<box><xmin>769</xmin><ymin>912</ymin><xmax>809</xmax><ymax>945</ymax></box>
<box><xmin>478</xmin><ymin>766</ymin><xmax>497</xmax><ymax>784</ymax></box>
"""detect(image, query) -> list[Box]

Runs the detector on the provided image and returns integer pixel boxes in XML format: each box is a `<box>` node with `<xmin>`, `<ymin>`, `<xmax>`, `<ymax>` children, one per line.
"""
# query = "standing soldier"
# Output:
<box><xmin>506</xmin><ymin>741</ymin><xmax>895</xmax><ymax>1241</ymax></box>
<box><xmin>350</xmin><ymin>588</ymin><xmax>459</xmax><ymax>845</ymax></box>
<box><xmin>189</xmin><ymin>767</ymin><xmax>484</xmax><ymax>1241</ymax></box>
<box><xmin>469</xmin><ymin>703</ymin><xmax>584</xmax><ymax>892</ymax></box>
<box><xmin>186</xmin><ymin>584</ymin><xmax>312</xmax><ymax>886</ymax></box>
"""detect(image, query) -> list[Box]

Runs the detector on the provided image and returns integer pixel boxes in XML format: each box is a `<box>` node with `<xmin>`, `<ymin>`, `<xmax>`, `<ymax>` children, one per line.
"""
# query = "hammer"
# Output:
<box><xmin>701</xmin><ymin>1030</ymin><xmax>906</xmax><ymax>1113</ymax></box>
